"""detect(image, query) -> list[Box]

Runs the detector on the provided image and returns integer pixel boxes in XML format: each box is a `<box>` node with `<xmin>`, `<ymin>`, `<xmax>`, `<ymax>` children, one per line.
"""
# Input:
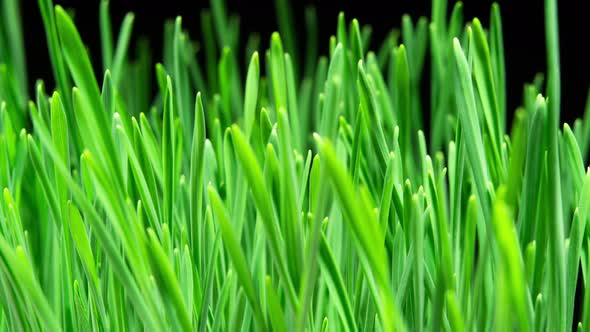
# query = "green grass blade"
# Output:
<box><xmin>99</xmin><ymin>0</ymin><xmax>114</xmax><ymax>71</ymax></box>
<box><xmin>319</xmin><ymin>137</ymin><xmax>405</xmax><ymax>332</ymax></box>
<box><xmin>230</xmin><ymin>125</ymin><xmax>298</xmax><ymax>308</ymax></box>
<box><xmin>111</xmin><ymin>12</ymin><xmax>135</xmax><ymax>86</ymax></box>
<box><xmin>452</xmin><ymin>37</ymin><xmax>491</xmax><ymax>221</ymax></box>
<box><xmin>208</xmin><ymin>185</ymin><xmax>267</xmax><ymax>330</ymax></box>
<box><xmin>265</xmin><ymin>276</ymin><xmax>287</xmax><ymax>332</ymax></box>
<box><xmin>146</xmin><ymin>228</ymin><xmax>192</xmax><ymax>331</ymax></box>
<box><xmin>244</xmin><ymin>52</ymin><xmax>260</xmax><ymax>138</ymax></box>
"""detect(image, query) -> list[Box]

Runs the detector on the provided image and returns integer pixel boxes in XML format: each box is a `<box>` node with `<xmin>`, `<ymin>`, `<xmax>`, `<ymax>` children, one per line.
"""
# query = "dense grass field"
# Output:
<box><xmin>1</xmin><ymin>0</ymin><xmax>590</xmax><ymax>330</ymax></box>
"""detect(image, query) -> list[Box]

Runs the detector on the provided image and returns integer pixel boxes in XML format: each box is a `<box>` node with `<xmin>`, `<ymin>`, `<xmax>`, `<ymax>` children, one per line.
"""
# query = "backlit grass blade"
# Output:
<box><xmin>492</xmin><ymin>188</ymin><xmax>532</xmax><ymax>331</ymax></box>
<box><xmin>68</xmin><ymin>202</ymin><xmax>98</xmax><ymax>285</ymax></box>
<box><xmin>295</xmin><ymin>154</ymin><xmax>323</xmax><ymax>331</ymax></box>
<box><xmin>54</xmin><ymin>6</ymin><xmax>103</xmax><ymax>124</ymax></box>
<box><xmin>265</xmin><ymin>276</ymin><xmax>287</xmax><ymax>332</ymax></box>
<box><xmin>37</xmin><ymin>0</ymin><xmax>72</xmax><ymax>119</ymax></box>
<box><xmin>28</xmin><ymin>104</ymin><xmax>164</xmax><ymax>330</ymax></box>
<box><xmin>319</xmin><ymin>137</ymin><xmax>405</xmax><ymax>332</ymax></box>
<box><xmin>208</xmin><ymin>185</ymin><xmax>267</xmax><ymax>330</ymax></box>
<box><xmin>115</xmin><ymin>122</ymin><xmax>161</xmax><ymax>232</ymax></box>
<box><xmin>189</xmin><ymin>92</ymin><xmax>206</xmax><ymax>260</ymax></box>
<box><xmin>541</xmin><ymin>94</ymin><xmax>567</xmax><ymax>332</ymax></box>
<box><xmin>445</xmin><ymin>290</ymin><xmax>465</xmax><ymax>332</ymax></box>
<box><xmin>545</xmin><ymin>0</ymin><xmax>561</xmax><ymax>127</ymax></box>
<box><xmin>490</xmin><ymin>4</ymin><xmax>506</xmax><ymax>128</ymax></box>
<box><xmin>394</xmin><ymin>45</ymin><xmax>412</xmax><ymax>175</ymax></box>
<box><xmin>379</xmin><ymin>152</ymin><xmax>396</xmax><ymax>234</ymax></box>
<box><xmin>277</xmin><ymin>108</ymin><xmax>304</xmax><ymax>284</ymax></box>
<box><xmin>412</xmin><ymin>188</ymin><xmax>425</xmax><ymax>332</ymax></box>
<box><xmin>230</xmin><ymin>125</ymin><xmax>298</xmax><ymax>308</ymax></box>
<box><xmin>162</xmin><ymin>77</ymin><xmax>176</xmax><ymax>225</ymax></box>
<box><xmin>319</xmin><ymin>43</ymin><xmax>343</xmax><ymax>140</ymax></box>
<box><xmin>471</xmin><ymin>18</ymin><xmax>504</xmax><ymax>182</ymax></box>
<box><xmin>319</xmin><ymin>235</ymin><xmax>357</xmax><ymax>332</ymax></box>
<box><xmin>358</xmin><ymin>60</ymin><xmax>389</xmax><ymax>170</ymax></box>
<box><xmin>0</xmin><ymin>237</ymin><xmax>62</xmax><ymax>331</ymax></box>
<box><xmin>146</xmin><ymin>228</ymin><xmax>192</xmax><ymax>331</ymax></box>
<box><xmin>99</xmin><ymin>0</ymin><xmax>114</xmax><ymax>71</ymax></box>
<box><xmin>27</xmin><ymin>130</ymin><xmax>61</xmax><ymax>225</ymax></box>
<box><xmin>111</xmin><ymin>12</ymin><xmax>135</xmax><ymax>86</ymax></box>
<box><xmin>0</xmin><ymin>0</ymin><xmax>27</xmax><ymax>114</ymax></box>
<box><xmin>452</xmin><ymin>37</ymin><xmax>491</xmax><ymax>221</ymax></box>
<box><xmin>50</xmin><ymin>92</ymin><xmax>69</xmax><ymax>213</ymax></box>
<box><xmin>461</xmin><ymin>195</ymin><xmax>477</xmax><ymax>314</ymax></box>
<box><xmin>518</xmin><ymin>99</ymin><xmax>547</xmax><ymax>246</ymax></box>
<box><xmin>244</xmin><ymin>52</ymin><xmax>260</xmax><ymax>138</ymax></box>
<box><xmin>55</xmin><ymin>6</ymin><xmax>124</xmax><ymax>189</ymax></box>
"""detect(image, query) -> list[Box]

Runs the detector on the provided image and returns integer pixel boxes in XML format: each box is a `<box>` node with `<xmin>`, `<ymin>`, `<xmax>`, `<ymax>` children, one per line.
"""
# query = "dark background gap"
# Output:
<box><xmin>22</xmin><ymin>0</ymin><xmax>588</xmax><ymax>126</ymax></box>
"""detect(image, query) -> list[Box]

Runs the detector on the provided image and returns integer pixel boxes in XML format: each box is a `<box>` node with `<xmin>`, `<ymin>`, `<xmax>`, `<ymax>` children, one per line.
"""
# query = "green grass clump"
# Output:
<box><xmin>1</xmin><ymin>0</ymin><xmax>590</xmax><ymax>330</ymax></box>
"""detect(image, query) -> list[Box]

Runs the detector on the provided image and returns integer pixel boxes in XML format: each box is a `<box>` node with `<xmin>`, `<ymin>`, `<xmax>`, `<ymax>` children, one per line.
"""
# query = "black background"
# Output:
<box><xmin>21</xmin><ymin>0</ymin><xmax>588</xmax><ymax>125</ymax></box>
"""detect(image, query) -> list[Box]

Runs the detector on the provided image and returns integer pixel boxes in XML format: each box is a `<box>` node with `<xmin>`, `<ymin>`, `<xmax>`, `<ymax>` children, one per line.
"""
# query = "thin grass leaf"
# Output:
<box><xmin>244</xmin><ymin>52</ymin><xmax>260</xmax><ymax>138</ymax></box>
<box><xmin>208</xmin><ymin>185</ymin><xmax>267</xmax><ymax>330</ymax></box>
<box><xmin>0</xmin><ymin>235</ymin><xmax>62</xmax><ymax>332</ymax></box>
<box><xmin>111</xmin><ymin>12</ymin><xmax>135</xmax><ymax>86</ymax></box>
<box><xmin>230</xmin><ymin>125</ymin><xmax>298</xmax><ymax>307</ymax></box>
<box><xmin>318</xmin><ymin>137</ymin><xmax>405</xmax><ymax>332</ymax></box>
<box><xmin>146</xmin><ymin>228</ymin><xmax>192</xmax><ymax>331</ymax></box>
<box><xmin>265</xmin><ymin>276</ymin><xmax>287</xmax><ymax>332</ymax></box>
